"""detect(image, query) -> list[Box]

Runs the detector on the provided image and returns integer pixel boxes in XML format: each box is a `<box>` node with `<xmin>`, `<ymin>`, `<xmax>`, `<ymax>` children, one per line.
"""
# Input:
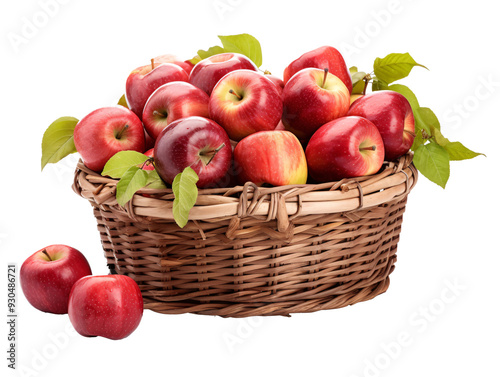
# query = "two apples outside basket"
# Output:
<box><xmin>24</xmin><ymin>33</ymin><xmax>483</xmax><ymax>340</ymax></box>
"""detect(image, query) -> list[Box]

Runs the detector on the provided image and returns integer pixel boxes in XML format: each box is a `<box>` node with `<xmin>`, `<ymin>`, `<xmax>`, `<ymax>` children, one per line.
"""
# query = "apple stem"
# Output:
<box><xmin>153</xmin><ymin>110</ymin><xmax>168</xmax><ymax>118</ymax></box>
<box><xmin>229</xmin><ymin>89</ymin><xmax>242</xmax><ymax>100</ymax></box>
<box><xmin>115</xmin><ymin>125</ymin><xmax>129</xmax><ymax>140</ymax></box>
<box><xmin>360</xmin><ymin>145</ymin><xmax>377</xmax><ymax>152</ymax></box>
<box><xmin>41</xmin><ymin>249</ymin><xmax>53</xmax><ymax>261</ymax></box>
<box><xmin>202</xmin><ymin>143</ymin><xmax>226</xmax><ymax>166</ymax></box>
<box><xmin>404</xmin><ymin>129</ymin><xmax>416</xmax><ymax>138</ymax></box>
<box><xmin>151</xmin><ymin>58</ymin><xmax>155</xmax><ymax>70</ymax></box>
<box><xmin>322</xmin><ymin>68</ymin><xmax>329</xmax><ymax>88</ymax></box>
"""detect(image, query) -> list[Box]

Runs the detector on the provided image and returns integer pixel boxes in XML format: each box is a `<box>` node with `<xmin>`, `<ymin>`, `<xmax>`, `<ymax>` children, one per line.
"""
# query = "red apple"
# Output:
<box><xmin>68</xmin><ymin>275</ymin><xmax>143</xmax><ymax>340</ymax></box>
<box><xmin>152</xmin><ymin>54</ymin><xmax>194</xmax><ymax>75</ymax></box>
<box><xmin>283</xmin><ymin>46</ymin><xmax>352</xmax><ymax>93</ymax></box>
<box><xmin>189</xmin><ymin>53</ymin><xmax>258</xmax><ymax>95</ymax></box>
<box><xmin>141</xmin><ymin>148</ymin><xmax>155</xmax><ymax>171</ymax></box>
<box><xmin>282</xmin><ymin>68</ymin><xmax>350</xmax><ymax>140</ymax></box>
<box><xmin>350</xmin><ymin>93</ymin><xmax>363</xmax><ymax>105</ymax></box>
<box><xmin>347</xmin><ymin>91</ymin><xmax>415</xmax><ymax>161</ymax></box>
<box><xmin>234</xmin><ymin>130</ymin><xmax>308</xmax><ymax>186</ymax></box>
<box><xmin>74</xmin><ymin>106</ymin><xmax>145</xmax><ymax>172</ymax></box>
<box><xmin>306</xmin><ymin>116</ymin><xmax>385</xmax><ymax>182</ymax></box>
<box><xmin>154</xmin><ymin>116</ymin><xmax>232</xmax><ymax>188</ymax></box>
<box><xmin>20</xmin><ymin>245</ymin><xmax>92</xmax><ymax>314</ymax></box>
<box><xmin>144</xmin><ymin>128</ymin><xmax>156</xmax><ymax>151</ymax></box>
<box><xmin>142</xmin><ymin>81</ymin><xmax>210</xmax><ymax>140</ymax></box>
<box><xmin>209</xmin><ymin>70</ymin><xmax>283</xmax><ymax>141</ymax></box>
<box><xmin>125</xmin><ymin>61</ymin><xmax>189</xmax><ymax>119</ymax></box>
<box><xmin>264</xmin><ymin>74</ymin><xmax>285</xmax><ymax>95</ymax></box>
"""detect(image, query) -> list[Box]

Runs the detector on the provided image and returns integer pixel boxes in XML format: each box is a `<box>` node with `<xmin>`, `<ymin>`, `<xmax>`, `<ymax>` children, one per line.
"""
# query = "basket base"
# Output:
<box><xmin>143</xmin><ymin>269</ymin><xmax>393</xmax><ymax>318</ymax></box>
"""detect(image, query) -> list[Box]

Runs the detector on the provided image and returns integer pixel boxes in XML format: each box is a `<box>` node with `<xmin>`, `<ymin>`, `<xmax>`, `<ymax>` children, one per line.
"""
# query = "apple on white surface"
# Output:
<box><xmin>189</xmin><ymin>53</ymin><xmax>258</xmax><ymax>95</ymax></box>
<box><xmin>73</xmin><ymin>106</ymin><xmax>146</xmax><ymax>172</ymax></box>
<box><xmin>305</xmin><ymin>116</ymin><xmax>385</xmax><ymax>182</ymax></box>
<box><xmin>142</xmin><ymin>81</ymin><xmax>210</xmax><ymax>140</ymax></box>
<box><xmin>209</xmin><ymin>69</ymin><xmax>283</xmax><ymax>141</ymax></box>
<box><xmin>154</xmin><ymin>116</ymin><xmax>232</xmax><ymax>188</ymax></box>
<box><xmin>347</xmin><ymin>90</ymin><xmax>415</xmax><ymax>161</ymax></box>
<box><xmin>20</xmin><ymin>245</ymin><xmax>92</xmax><ymax>314</ymax></box>
<box><xmin>125</xmin><ymin>61</ymin><xmax>189</xmax><ymax>119</ymax></box>
<box><xmin>282</xmin><ymin>68</ymin><xmax>350</xmax><ymax>140</ymax></box>
<box><xmin>68</xmin><ymin>275</ymin><xmax>143</xmax><ymax>340</ymax></box>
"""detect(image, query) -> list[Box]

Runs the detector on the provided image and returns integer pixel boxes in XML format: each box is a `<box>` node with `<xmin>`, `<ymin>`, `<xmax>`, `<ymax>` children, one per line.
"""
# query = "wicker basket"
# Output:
<box><xmin>72</xmin><ymin>153</ymin><xmax>417</xmax><ymax>317</ymax></box>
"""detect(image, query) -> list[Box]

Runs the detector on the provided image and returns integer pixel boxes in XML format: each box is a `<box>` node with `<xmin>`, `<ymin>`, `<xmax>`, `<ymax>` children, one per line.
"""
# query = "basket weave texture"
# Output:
<box><xmin>72</xmin><ymin>153</ymin><xmax>417</xmax><ymax>317</ymax></box>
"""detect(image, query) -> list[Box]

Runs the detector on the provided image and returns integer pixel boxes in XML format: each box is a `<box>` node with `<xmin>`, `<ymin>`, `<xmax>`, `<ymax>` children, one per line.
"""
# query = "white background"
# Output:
<box><xmin>1</xmin><ymin>0</ymin><xmax>499</xmax><ymax>376</ymax></box>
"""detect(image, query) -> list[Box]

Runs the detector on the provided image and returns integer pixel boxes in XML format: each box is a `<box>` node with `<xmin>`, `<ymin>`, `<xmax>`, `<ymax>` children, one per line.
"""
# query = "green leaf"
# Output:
<box><xmin>413</xmin><ymin>143</ymin><xmax>450</xmax><ymax>188</ymax></box>
<box><xmin>372</xmin><ymin>78</ymin><xmax>389</xmax><ymax>91</ymax></box>
<box><xmin>349</xmin><ymin>66</ymin><xmax>358</xmax><ymax>75</ymax></box>
<box><xmin>387</xmin><ymin>84</ymin><xmax>420</xmax><ymax>110</ymax></box>
<box><xmin>189</xmin><ymin>55</ymin><xmax>202</xmax><ymax>65</ymax></box>
<box><xmin>118</xmin><ymin>94</ymin><xmax>128</xmax><ymax>109</ymax></box>
<box><xmin>374</xmin><ymin>53</ymin><xmax>428</xmax><ymax>84</ymax></box>
<box><xmin>431</xmin><ymin>127</ymin><xmax>449</xmax><ymax>146</ymax></box>
<box><xmin>116</xmin><ymin>166</ymin><xmax>149</xmax><ymax>206</ymax></box>
<box><xmin>41</xmin><ymin>116</ymin><xmax>79</xmax><ymax>171</ymax></box>
<box><xmin>101</xmin><ymin>151</ymin><xmax>149</xmax><ymax>178</ymax></box>
<box><xmin>442</xmin><ymin>142</ymin><xmax>485</xmax><ymax>161</ymax></box>
<box><xmin>415</xmin><ymin>107</ymin><xmax>440</xmax><ymax>132</ymax></box>
<box><xmin>218</xmin><ymin>33</ymin><xmax>262</xmax><ymax>67</ymax></box>
<box><xmin>172</xmin><ymin>167</ymin><xmax>199</xmax><ymax>228</ymax></box>
<box><xmin>145</xmin><ymin>169</ymin><xmax>168</xmax><ymax>189</ymax></box>
<box><xmin>431</xmin><ymin>128</ymin><xmax>485</xmax><ymax>160</ymax></box>
<box><xmin>351</xmin><ymin>71</ymin><xmax>367</xmax><ymax>94</ymax></box>
<box><xmin>197</xmin><ymin>45</ymin><xmax>225</xmax><ymax>60</ymax></box>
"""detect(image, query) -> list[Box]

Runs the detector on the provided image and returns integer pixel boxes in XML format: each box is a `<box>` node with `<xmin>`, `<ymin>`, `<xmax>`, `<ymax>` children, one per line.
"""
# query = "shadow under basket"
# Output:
<box><xmin>72</xmin><ymin>153</ymin><xmax>417</xmax><ymax>318</ymax></box>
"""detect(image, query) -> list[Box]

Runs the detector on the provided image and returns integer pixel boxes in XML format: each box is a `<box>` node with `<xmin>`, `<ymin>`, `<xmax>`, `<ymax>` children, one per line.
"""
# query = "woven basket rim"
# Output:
<box><xmin>73</xmin><ymin>152</ymin><xmax>417</xmax><ymax>224</ymax></box>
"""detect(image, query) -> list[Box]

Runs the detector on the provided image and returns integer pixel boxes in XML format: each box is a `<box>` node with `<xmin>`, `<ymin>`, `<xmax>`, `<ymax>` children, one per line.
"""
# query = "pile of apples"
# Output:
<box><xmin>74</xmin><ymin>46</ymin><xmax>416</xmax><ymax>188</ymax></box>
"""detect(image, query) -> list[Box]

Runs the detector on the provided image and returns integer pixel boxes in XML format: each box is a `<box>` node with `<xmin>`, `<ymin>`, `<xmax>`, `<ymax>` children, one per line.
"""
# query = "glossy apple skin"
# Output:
<box><xmin>264</xmin><ymin>74</ymin><xmax>285</xmax><ymax>95</ymax></box>
<box><xmin>125</xmin><ymin>62</ymin><xmax>189</xmax><ymax>119</ymax></box>
<box><xmin>142</xmin><ymin>81</ymin><xmax>210</xmax><ymax>140</ymax></box>
<box><xmin>306</xmin><ymin>116</ymin><xmax>385</xmax><ymax>182</ymax></box>
<box><xmin>347</xmin><ymin>91</ymin><xmax>415</xmax><ymax>161</ymax></box>
<box><xmin>20</xmin><ymin>245</ymin><xmax>92</xmax><ymax>314</ymax></box>
<box><xmin>74</xmin><ymin>106</ymin><xmax>145</xmax><ymax>172</ymax></box>
<box><xmin>283</xmin><ymin>46</ymin><xmax>352</xmax><ymax>93</ymax></box>
<box><xmin>282</xmin><ymin>68</ymin><xmax>350</xmax><ymax>140</ymax></box>
<box><xmin>189</xmin><ymin>53</ymin><xmax>258</xmax><ymax>95</ymax></box>
<box><xmin>153</xmin><ymin>54</ymin><xmax>194</xmax><ymax>74</ymax></box>
<box><xmin>209</xmin><ymin>70</ymin><xmax>283</xmax><ymax>141</ymax></box>
<box><xmin>234</xmin><ymin>130</ymin><xmax>308</xmax><ymax>186</ymax></box>
<box><xmin>154</xmin><ymin>116</ymin><xmax>232</xmax><ymax>188</ymax></box>
<box><xmin>68</xmin><ymin>275</ymin><xmax>143</xmax><ymax>340</ymax></box>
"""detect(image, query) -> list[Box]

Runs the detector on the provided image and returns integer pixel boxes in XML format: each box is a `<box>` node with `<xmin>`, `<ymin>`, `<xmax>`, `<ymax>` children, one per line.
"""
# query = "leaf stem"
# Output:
<box><xmin>362</xmin><ymin>73</ymin><xmax>372</xmax><ymax>95</ymax></box>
